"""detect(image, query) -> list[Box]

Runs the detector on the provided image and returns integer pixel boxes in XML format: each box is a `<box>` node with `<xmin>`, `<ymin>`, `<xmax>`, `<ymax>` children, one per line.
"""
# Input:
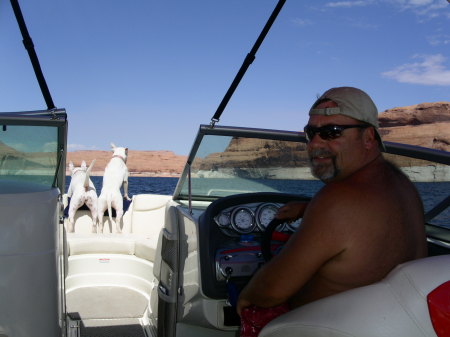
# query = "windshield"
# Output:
<box><xmin>174</xmin><ymin>125</ymin><xmax>324</xmax><ymax>201</ymax></box>
<box><xmin>174</xmin><ymin>124</ymin><xmax>450</xmax><ymax>230</ymax></box>
<box><xmin>0</xmin><ymin>110</ymin><xmax>67</xmax><ymax>192</ymax></box>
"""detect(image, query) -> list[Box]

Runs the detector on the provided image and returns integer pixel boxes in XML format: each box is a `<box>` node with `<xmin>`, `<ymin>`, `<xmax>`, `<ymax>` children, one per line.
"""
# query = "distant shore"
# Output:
<box><xmin>83</xmin><ymin>164</ymin><xmax>450</xmax><ymax>181</ymax></box>
<box><xmin>85</xmin><ymin>171</ymin><xmax>181</xmax><ymax>178</ymax></box>
<box><xmin>67</xmin><ymin>150</ymin><xmax>186</xmax><ymax>179</ymax></box>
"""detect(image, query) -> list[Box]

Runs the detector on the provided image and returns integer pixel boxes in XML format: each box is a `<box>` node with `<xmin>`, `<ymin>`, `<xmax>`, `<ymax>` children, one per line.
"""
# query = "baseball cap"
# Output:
<box><xmin>309</xmin><ymin>86</ymin><xmax>385</xmax><ymax>150</ymax></box>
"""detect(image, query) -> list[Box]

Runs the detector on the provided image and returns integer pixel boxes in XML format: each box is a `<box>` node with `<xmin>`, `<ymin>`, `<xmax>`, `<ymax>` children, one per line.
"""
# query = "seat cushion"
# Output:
<box><xmin>132</xmin><ymin>194</ymin><xmax>171</xmax><ymax>211</ymax></box>
<box><xmin>66</xmin><ymin>233</ymin><xmax>160</xmax><ymax>263</ymax></box>
<box><xmin>261</xmin><ymin>255</ymin><xmax>450</xmax><ymax>337</ymax></box>
<box><xmin>134</xmin><ymin>238</ymin><xmax>157</xmax><ymax>262</ymax></box>
<box><xmin>67</xmin><ymin>234</ymin><xmax>135</xmax><ymax>256</ymax></box>
<box><xmin>130</xmin><ymin>195</ymin><xmax>170</xmax><ymax>236</ymax></box>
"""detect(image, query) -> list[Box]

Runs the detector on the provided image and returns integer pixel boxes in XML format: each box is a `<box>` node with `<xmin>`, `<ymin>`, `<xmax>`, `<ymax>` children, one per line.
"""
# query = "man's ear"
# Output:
<box><xmin>363</xmin><ymin>127</ymin><xmax>377</xmax><ymax>150</ymax></box>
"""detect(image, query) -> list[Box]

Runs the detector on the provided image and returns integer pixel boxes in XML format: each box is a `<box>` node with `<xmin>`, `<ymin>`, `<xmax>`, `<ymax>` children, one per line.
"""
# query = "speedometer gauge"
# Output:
<box><xmin>256</xmin><ymin>203</ymin><xmax>282</xmax><ymax>231</ymax></box>
<box><xmin>231</xmin><ymin>207</ymin><xmax>256</xmax><ymax>233</ymax></box>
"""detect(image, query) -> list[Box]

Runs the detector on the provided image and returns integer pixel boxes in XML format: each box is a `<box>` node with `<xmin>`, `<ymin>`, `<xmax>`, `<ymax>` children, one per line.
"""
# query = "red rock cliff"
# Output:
<box><xmin>66</xmin><ymin>102</ymin><xmax>450</xmax><ymax>176</ymax></box>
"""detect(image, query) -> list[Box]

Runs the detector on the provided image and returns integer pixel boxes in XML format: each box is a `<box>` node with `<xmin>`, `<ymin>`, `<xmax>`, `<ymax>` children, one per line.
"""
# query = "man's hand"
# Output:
<box><xmin>237</xmin><ymin>296</ymin><xmax>252</xmax><ymax>316</ymax></box>
<box><xmin>275</xmin><ymin>201</ymin><xmax>308</xmax><ymax>222</ymax></box>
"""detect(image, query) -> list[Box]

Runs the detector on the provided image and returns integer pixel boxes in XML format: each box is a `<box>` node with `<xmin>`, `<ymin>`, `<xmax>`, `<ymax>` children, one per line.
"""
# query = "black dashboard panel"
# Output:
<box><xmin>198</xmin><ymin>192</ymin><xmax>310</xmax><ymax>299</ymax></box>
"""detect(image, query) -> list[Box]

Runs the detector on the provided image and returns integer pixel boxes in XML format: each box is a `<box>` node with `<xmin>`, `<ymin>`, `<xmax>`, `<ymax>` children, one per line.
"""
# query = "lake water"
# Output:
<box><xmin>65</xmin><ymin>176</ymin><xmax>450</xmax><ymax>228</ymax></box>
<box><xmin>66</xmin><ymin>176</ymin><xmax>179</xmax><ymax>196</ymax></box>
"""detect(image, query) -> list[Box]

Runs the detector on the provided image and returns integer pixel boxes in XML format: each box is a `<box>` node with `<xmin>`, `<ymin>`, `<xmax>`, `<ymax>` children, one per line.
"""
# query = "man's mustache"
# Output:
<box><xmin>308</xmin><ymin>149</ymin><xmax>334</xmax><ymax>161</ymax></box>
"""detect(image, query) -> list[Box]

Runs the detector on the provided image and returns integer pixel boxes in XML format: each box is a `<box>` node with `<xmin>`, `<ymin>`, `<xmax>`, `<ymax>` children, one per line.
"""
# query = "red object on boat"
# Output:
<box><xmin>271</xmin><ymin>231</ymin><xmax>290</xmax><ymax>242</ymax></box>
<box><xmin>427</xmin><ymin>280</ymin><xmax>450</xmax><ymax>337</ymax></box>
<box><xmin>240</xmin><ymin>304</ymin><xmax>289</xmax><ymax>337</ymax></box>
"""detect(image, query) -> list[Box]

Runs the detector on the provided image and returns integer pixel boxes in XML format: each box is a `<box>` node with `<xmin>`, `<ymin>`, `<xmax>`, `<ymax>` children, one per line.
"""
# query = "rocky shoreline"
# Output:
<box><xmin>88</xmin><ymin>171</ymin><xmax>182</xmax><ymax>178</ymax></box>
<box><xmin>194</xmin><ymin>164</ymin><xmax>450</xmax><ymax>182</ymax></box>
<box><xmin>67</xmin><ymin>102</ymin><xmax>449</xmax><ymax>177</ymax></box>
<box><xmin>67</xmin><ymin>150</ymin><xmax>187</xmax><ymax>178</ymax></box>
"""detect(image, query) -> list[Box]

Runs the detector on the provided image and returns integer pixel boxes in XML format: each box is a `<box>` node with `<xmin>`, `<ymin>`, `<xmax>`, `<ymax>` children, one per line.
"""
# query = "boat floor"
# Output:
<box><xmin>68</xmin><ymin>317</ymin><xmax>150</xmax><ymax>337</ymax></box>
<box><xmin>66</xmin><ymin>286</ymin><xmax>148</xmax><ymax>319</ymax></box>
<box><xmin>66</xmin><ymin>285</ymin><xmax>152</xmax><ymax>337</ymax></box>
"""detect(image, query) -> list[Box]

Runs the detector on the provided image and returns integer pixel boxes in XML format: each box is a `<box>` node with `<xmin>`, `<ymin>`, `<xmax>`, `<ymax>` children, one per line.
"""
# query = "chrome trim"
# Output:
<box><xmin>427</xmin><ymin>237</ymin><xmax>450</xmax><ymax>249</ymax></box>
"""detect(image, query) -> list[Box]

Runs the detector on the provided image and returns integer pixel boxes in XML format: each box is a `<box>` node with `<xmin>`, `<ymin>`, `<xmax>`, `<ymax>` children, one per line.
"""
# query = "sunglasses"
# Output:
<box><xmin>304</xmin><ymin>124</ymin><xmax>369</xmax><ymax>142</ymax></box>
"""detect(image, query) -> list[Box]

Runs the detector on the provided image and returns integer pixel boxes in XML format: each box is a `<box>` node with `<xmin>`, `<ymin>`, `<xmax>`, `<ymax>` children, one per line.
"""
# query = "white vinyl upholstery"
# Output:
<box><xmin>65</xmin><ymin>194</ymin><xmax>171</xmax><ymax>262</ymax></box>
<box><xmin>67</xmin><ymin>235</ymin><xmax>135</xmax><ymax>256</ymax></box>
<box><xmin>260</xmin><ymin>255</ymin><xmax>450</xmax><ymax>337</ymax></box>
<box><xmin>65</xmin><ymin>194</ymin><xmax>172</xmax><ymax>323</ymax></box>
<box><xmin>131</xmin><ymin>194</ymin><xmax>171</xmax><ymax>236</ymax></box>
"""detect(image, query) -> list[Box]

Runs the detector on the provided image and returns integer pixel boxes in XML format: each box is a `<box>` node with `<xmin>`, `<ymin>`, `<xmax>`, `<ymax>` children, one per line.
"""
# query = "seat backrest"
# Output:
<box><xmin>130</xmin><ymin>194</ymin><xmax>171</xmax><ymax>237</ymax></box>
<box><xmin>260</xmin><ymin>255</ymin><xmax>450</xmax><ymax>337</ymax></box>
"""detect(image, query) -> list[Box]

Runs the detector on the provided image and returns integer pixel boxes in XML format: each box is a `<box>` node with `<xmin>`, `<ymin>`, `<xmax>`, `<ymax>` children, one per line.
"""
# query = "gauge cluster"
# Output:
<box><xmin>213</xmin><ymin>202</ymin><xmax>302</xmax><ymax>236</ymax></box>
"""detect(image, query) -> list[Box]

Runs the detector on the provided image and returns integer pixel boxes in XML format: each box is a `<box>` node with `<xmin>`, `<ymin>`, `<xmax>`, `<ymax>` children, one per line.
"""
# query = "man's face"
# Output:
<box><xmin>305</xmin><ymin>110</ymin><xmax>368</xmax><ymax>182</ymax></box>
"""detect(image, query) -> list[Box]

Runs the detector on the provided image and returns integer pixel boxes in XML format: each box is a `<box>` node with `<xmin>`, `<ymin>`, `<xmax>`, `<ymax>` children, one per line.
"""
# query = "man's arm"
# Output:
<box><xmin>236</xmin><ymin>190</ymin><xmax>348</xmax><ymax>315</ymax></box>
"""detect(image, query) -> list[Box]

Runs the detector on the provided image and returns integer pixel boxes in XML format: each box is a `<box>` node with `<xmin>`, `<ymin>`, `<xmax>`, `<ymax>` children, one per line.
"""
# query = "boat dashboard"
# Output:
<box><xmin>213</xmin><ymin>201</ymin><xmax>301</xmax><ymax>236</ymax></box>
<box><xmin>197</xmin><ymin>192</ymin><xmax>309</xmax><ymax>300</ymax></box>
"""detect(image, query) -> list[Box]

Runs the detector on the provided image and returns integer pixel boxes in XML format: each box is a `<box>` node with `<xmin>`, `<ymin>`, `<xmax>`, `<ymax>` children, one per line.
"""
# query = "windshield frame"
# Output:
<box><xmin>173</xmin><ymin>123</ymin><xmax>450</xmax><ymax>205</ymax></box>
<box><xmin>173</xmin><ymin>124</ymin><xmax>308</xmax><ymax>202</ymax></box>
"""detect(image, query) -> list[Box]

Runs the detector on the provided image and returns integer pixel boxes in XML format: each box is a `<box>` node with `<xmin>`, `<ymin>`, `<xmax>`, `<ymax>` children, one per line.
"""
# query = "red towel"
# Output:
<box><xmin>240</xmin><ymin>304</ymin><xmax>289</xmax><ymax>337</ymax></box>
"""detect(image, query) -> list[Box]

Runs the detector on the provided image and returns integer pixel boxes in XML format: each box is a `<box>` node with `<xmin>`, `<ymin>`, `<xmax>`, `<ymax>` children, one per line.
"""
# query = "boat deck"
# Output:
<box><xmin>68</xmin><ymin>317</ymin><xmax>149</xmax><ymax>337</ymax></box>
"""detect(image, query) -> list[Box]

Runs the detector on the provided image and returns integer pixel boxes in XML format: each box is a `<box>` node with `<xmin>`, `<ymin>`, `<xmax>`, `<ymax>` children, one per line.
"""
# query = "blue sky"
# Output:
<box><xmin>0</xmin><ymin>0</ymin><xmax>449</xmax><ymax>155</ymax></box>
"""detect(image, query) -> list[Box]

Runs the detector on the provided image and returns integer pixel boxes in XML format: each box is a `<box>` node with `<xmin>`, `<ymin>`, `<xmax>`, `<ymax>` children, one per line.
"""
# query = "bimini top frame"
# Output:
<box><xmin>10</xmin><ymin>0</ymin><xmax>56</xmax><ymax>110</ymax></box>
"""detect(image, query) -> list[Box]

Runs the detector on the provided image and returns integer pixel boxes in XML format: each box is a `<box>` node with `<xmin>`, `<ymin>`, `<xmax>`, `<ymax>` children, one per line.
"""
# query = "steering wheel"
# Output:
<box><xmin>260</xmin><ymin>218</ymin><xmax>286</xmax><ymax>262</ymax></box>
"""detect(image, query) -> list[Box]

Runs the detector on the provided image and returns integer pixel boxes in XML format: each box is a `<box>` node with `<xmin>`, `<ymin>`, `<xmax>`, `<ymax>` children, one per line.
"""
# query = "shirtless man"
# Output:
<box><xmin>237</xmin><ymin>86</ymin><xmax>427</xmax><ymax>315</ymax></box>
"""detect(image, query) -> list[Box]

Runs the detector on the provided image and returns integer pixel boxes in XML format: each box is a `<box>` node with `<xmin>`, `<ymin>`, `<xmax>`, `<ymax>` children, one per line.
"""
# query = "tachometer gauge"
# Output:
<box><xmin>256</xmin><ymin>203</ymin><xmax>283</xmax><ymax>231</ymax></box>
<box><xmin>231</xmin><ymin>207</ymin><xmax>256</xmax><ymax>233</ymax></box>
<box><xmin>215</xmin><ymin>212</ymin><xmax>231</xmax><ymax>227</ymax></box>
<box><xmin>286</xmin><ymin>218</ymin><xmax>302</xmax><ymax>231</ymax></box>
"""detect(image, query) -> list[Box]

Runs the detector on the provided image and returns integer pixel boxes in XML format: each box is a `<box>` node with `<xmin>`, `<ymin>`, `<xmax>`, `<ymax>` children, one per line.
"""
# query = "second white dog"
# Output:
<box><xmin>98</xmin><ymin>143</ymin><xmax>131</xmax><ymax>233</ymax></box>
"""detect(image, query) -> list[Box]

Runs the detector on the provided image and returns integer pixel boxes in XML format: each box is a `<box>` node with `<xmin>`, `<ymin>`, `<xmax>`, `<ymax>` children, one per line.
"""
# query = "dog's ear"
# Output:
<box><xmin>111</xmin><ymin>143</ymin><xmax>116</xmax><ymax>151</ymax></box>
<box><xmin>125</xmin><ymin>148</ymin><xmax>128</xmax><ymax>155</ymax></box>
<box><xmin>69</xmin><ymin>161</ymin><xmax>74</xmax><ymax>172</ymax></box>
<box><xmin>81</xmin><ymin>161</ymin><xmax>87</xmax><ymax>169</ymax></box>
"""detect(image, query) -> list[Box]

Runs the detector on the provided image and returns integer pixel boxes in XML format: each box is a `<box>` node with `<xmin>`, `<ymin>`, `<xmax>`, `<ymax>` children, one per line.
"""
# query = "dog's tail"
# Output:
<box><xmin>84</xmin><ymin>159</ymin><xmax>96</xmax><ymax>192</ymax></box>
<box><xmin>107</xmin><ymin>194</ymin><xmax>114</xmax><ymax>224</ymax></box>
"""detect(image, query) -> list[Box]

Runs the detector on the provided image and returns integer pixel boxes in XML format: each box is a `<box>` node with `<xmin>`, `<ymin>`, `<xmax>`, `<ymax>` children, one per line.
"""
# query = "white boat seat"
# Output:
<box><xmin>130</xmin><ymin>194</ymin><xmax>171</xmax><ymax>235</ymax></box>
<box><xmin>260</xmin><ymin>255</ymin><xmax>450</xmax><ymax>337</ymax></box>
<box><xmin>65</xmin><ymin>194</ymin><xmax>171</xmax><ymax>262</ymax></box>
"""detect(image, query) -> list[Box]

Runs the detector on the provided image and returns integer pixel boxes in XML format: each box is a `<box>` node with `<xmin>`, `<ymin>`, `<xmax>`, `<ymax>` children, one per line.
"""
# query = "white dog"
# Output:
<box><xmin>98</xmin><ymin>143</ymin><xmax>131</xmax><ymax>234</ymax></box>
<box><xmin>67</xmin><ymin>160</ymin><xmax>98</xmax><ymax>233</ymax></box>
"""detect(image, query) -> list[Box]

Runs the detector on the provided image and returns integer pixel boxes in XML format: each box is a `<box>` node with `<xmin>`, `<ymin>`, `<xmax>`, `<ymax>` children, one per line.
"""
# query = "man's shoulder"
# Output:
<box><xmin>312</xmin><ymin>181</ymin><xmax>364</xmax><ymax>205</ymax></box>
<box><xmin>306</xmin><ymin>181</ymin><xmax>380</xmax><ymax>230</ymax></box>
